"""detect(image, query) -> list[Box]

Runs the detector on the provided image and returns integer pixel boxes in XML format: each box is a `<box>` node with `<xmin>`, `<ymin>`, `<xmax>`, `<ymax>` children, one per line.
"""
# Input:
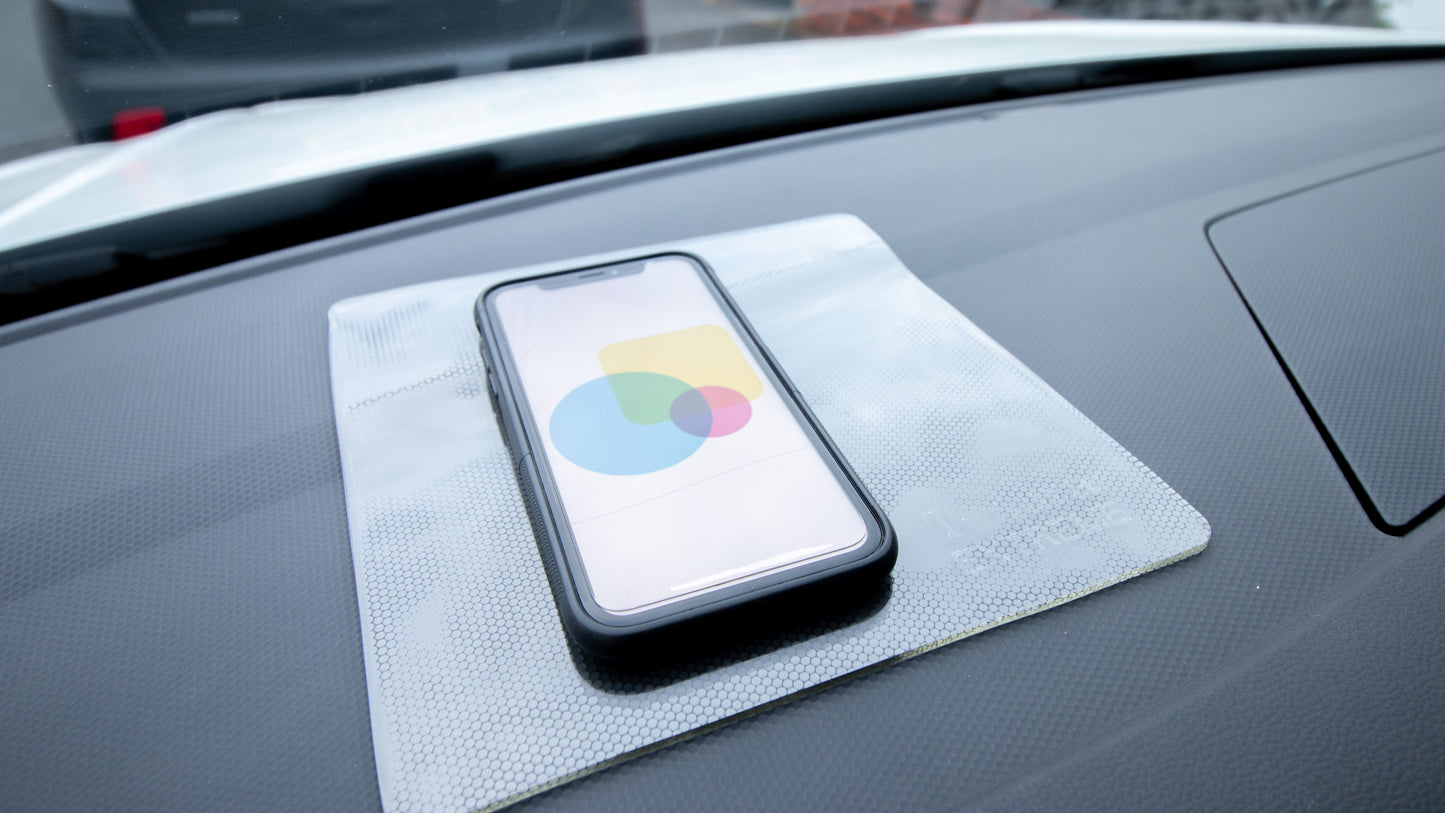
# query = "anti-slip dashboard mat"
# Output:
<box><xmin>327</xmin><ymin>215</ymin><xmax>1210</xmax><ymax>813</ymax></box>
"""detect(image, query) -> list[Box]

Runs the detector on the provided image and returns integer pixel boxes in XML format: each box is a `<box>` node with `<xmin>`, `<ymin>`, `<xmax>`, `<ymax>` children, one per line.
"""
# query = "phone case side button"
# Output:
<box><xmin>486</xmin><ymin>370</ymin><xmax>502</xmax><ymax>414</ymax></box>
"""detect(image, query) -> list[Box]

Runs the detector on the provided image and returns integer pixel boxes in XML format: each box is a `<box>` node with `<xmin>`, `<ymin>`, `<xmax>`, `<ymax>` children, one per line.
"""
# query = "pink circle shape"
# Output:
<box><xmin>696</xmin><ymin>386</ymin><xmax>751</xmax><ymax>437</ymax></box>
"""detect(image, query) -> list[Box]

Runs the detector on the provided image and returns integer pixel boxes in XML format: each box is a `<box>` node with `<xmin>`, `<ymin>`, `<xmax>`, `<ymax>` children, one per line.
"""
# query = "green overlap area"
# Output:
<box><xmin>604</xmin><ymin>371</ymin><xmax>693</xmax><ymax>425</ymax></box>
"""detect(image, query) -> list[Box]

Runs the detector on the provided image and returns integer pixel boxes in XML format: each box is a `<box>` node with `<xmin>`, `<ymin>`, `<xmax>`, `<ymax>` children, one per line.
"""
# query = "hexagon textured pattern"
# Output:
<box><xmin>327</xmin><ymin>215</ymin><xmax>1210</xmax><ymax>813</ymax></box>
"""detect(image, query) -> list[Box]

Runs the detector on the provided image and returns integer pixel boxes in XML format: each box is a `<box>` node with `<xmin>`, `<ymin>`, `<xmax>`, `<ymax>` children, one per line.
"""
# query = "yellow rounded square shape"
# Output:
<box><xmin>598</xmin><ymin>324</ymin><xmax>764</xmax><ymax>424</ymax></box>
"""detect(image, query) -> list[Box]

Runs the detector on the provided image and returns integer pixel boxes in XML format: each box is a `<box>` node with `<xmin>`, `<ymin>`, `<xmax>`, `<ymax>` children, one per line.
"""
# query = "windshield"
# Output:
<box><xmin>3</xmin><ymin>0</ymin><xmax>1442</xmax><ymax>166</ymax></box>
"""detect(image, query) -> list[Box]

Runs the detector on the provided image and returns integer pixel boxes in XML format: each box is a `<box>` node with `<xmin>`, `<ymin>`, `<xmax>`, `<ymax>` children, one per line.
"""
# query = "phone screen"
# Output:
<box><xmin>491</xmin><ymin>256</ymin><xmax>869</xmax><ymax>615</ymax></box>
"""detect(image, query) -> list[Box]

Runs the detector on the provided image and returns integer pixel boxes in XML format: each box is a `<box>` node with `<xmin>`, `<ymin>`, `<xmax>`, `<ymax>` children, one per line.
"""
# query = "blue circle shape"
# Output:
<box><xmin>549</xmin><ymin>373</ymin><xmax>705</xmax><ymax>475</ymax></box>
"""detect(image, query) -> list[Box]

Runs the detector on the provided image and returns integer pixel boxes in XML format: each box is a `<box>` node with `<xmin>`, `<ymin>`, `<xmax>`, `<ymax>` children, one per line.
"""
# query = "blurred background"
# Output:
<box><xmin>4</xmin><ymin>0</ymin><xmax>1443</xmax><ymax>165</ymax></box>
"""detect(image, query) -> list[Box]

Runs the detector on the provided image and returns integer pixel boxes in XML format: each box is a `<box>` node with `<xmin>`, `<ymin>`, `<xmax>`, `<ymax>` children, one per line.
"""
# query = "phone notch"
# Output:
<box><xmin>538</xmin><ymin>261</ymin><xmax>645</xmax><ymax>289</ymax></box>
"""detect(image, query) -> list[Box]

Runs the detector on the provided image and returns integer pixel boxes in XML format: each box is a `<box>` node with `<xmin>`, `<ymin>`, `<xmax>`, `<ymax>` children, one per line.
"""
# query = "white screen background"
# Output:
<box><xmin>494</xmin><ymin>257</ymin><xmax>867</xmax><ymax>613</ymax></box>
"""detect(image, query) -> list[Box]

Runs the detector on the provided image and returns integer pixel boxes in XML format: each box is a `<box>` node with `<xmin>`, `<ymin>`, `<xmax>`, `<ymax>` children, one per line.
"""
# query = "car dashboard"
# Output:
<box><xmin>2</xmin><ymin>57</ymin><xmax>1444</xmax><ymax>810</ymax></box>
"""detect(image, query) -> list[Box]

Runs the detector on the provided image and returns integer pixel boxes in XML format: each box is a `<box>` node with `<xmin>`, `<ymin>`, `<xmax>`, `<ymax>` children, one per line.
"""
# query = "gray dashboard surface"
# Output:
<box><xmin>3</xmin><ymin>59</ymin><xmax>1444</xmax><ymax>811</ymax></box>
<box><xmin>1209</xmin><ymin>151</ymin><xmax>1445</xmax><ymax>530</ymax></box>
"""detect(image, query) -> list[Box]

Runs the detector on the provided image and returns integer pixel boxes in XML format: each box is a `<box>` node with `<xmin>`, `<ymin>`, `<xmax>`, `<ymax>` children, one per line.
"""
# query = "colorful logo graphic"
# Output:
<box><xmin>549</xmin><ymin>325</ymin><xmax>763</xmax><ymax>474</ymax></box>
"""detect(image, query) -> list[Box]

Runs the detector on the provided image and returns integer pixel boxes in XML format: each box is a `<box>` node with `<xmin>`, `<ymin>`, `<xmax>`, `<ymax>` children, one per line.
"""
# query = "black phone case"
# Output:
<box><xmin>474</xmin><ymin>253</ymin><xmax>896</xmax><ymax>660</ymax></box>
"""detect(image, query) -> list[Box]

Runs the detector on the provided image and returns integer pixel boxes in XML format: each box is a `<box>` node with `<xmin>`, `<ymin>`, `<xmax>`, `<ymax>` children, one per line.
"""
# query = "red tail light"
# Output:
<box><xmin>112</xmin><ymin>107</ymin><xmax>167</xmax><ymax>141</ymax></box>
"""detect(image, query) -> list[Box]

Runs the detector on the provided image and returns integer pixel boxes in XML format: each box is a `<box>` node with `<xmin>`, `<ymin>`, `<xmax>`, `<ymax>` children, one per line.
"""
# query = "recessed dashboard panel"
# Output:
<box><xmin>1209</xmin><ymin>150</ymin><xmax>1445</xmax><ymax>531</ymax></box>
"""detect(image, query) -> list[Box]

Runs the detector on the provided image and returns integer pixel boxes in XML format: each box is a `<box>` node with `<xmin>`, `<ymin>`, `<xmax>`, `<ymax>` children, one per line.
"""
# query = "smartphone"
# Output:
<box><xmin>475</xmin><ymin>253</ymin><xmax>895</xmax><ymax>658</ymax></box>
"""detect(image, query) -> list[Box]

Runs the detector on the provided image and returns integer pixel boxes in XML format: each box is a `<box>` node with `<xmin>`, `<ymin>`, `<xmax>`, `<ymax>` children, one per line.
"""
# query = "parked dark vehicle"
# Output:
<box><xmin>38</xmin><ymin>0</ymin><xmax>647</xmax><ymax>142</ymax></box>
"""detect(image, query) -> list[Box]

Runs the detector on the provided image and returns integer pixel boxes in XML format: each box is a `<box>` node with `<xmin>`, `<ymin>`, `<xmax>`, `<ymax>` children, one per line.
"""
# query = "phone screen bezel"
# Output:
<box><xmin>480</xmin><ymin>252</ymin><xmax>890</xmax><ymax>628</ymax></box>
